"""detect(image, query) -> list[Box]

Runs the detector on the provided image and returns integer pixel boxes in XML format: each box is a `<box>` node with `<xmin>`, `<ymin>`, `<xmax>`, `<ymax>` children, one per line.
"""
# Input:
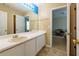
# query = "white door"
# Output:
<box><xmin>0</xmin><ymin>11</ymin><xmax>7</xmax><ymax>36</ymax></box>
<box><xmin>16</xmin><ymin>15</ymin><xmax>25</xmax><ymax>33</ymax></box>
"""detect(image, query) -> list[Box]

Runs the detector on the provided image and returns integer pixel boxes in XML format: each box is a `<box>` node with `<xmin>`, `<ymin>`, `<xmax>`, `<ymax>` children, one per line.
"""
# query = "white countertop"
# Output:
<box><xmin>0</xmin><ymin>31</ymin><xmax>46</xmax><ymax>53</ymax></box>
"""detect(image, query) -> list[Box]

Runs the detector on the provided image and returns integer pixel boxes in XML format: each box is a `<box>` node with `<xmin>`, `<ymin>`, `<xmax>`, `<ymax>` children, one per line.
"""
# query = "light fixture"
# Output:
<box><xmin>23</xmin><ymin>3</ymin><xmax>38</xmax><ymax>14</ymax></box>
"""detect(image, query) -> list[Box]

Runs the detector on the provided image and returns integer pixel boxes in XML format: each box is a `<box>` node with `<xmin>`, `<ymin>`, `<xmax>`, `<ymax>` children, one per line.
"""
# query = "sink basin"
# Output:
<box><xmin>8</xmin><ymin>36</ymin><xmax>27</xmax><ymax>42</ymax></box>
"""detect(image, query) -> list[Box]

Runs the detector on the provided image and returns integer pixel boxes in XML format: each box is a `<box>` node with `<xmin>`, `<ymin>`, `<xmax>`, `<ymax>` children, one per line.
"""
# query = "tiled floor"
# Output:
<box><xmin>37</xmin><ymin>38</ymin><xmax>67</xmax><ymax>56</ymax></box>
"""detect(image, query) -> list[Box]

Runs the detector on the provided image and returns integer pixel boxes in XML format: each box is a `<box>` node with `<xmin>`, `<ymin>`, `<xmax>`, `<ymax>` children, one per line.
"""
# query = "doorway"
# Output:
<box><xmin>50</xmin><ymin>4</ymin><xmax>77</xmax><ymax>56</ymax></box>
<box><xmin>52</xmin><ymin>6</ymin><xmax>67</xmax><ymax>55</ymax></box>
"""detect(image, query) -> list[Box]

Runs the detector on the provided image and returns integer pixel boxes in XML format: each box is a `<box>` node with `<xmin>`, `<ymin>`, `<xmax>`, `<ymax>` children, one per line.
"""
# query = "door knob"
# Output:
<box><xmin>66</xmin><ymin>33</ymin><xmax>72</xmax><ymax>35</ymax></box>
<box><xmin>73</xmin><ymin>39</ymin><xmax>79</xmax><ymax>45</ymax></box>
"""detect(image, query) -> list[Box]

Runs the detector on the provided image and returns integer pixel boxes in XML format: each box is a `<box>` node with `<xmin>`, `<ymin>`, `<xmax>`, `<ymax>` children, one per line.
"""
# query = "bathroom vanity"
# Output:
<box><xmin>0</xmin><ymin>31</ymin><xmax>46</xmax><ymax>56</ymax></box>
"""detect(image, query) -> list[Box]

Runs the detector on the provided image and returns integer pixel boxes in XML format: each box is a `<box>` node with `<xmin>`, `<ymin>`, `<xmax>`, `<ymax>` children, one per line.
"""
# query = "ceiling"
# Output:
<box><xmin>3</xmin><ymin>3</ymin><xmax>30</xmax><ymax>14</ymax></box>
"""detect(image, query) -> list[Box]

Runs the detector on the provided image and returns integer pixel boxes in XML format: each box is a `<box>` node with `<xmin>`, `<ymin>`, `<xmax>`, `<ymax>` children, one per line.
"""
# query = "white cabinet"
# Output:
<box><xmin>24</xmin><ymin>39</ymin><xmax>36</xmax><ymax>56</ymax></box>
<box><xmin>36</xmin><ymin>34</ymin><xmax>45</xmax><ymax>53</ymax></box>
<box><xmin>0</xmin><ymin>34</ymin><xmax>45</xmax><ymax>56</ymax></box>
<box><xmin>40</xmin><ymin>34</ymin><xmax>45</xmax><ymax>47</ymax></box>
<box><xmin>24</xmin><ymin>34</ymin><xmax>45</xmax><ymax>56</ymax></box>
<box><xmin>0</xmin><ymin>44</ymin><xmax>25</xmax><ymax>56</ymax></box>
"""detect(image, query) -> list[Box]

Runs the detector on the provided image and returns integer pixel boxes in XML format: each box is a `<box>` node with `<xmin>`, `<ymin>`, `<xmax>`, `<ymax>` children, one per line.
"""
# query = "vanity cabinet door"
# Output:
<box><xmin>24</xmin><ymin>39</ymin><xmax>36</xmax><ymax>56</ymax></box>
<box><xmin>36</xmin><ymin>34</ymin><xmax>45</xmax><ymax>53</ymax></box>
<box><xmin>0</xmin><ymin>44</ymin><xmax>25</xmax><ymax>56</ymax></box>
<box><xmin>41</xmin><ymin>34</ymin><xmax>45</xmax><ymax>47</ymax></box>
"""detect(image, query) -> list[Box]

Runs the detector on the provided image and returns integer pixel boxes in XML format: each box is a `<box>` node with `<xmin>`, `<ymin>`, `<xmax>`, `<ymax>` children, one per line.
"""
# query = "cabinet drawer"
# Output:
<box><xmin>0</xmin><ymin>44</ymin><xmax>25</xmax><ymax>56</ymax></box>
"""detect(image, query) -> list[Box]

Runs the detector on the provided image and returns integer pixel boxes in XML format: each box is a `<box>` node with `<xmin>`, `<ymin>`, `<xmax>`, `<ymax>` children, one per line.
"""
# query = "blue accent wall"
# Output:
<box><xmin>52</xmin><ymin>7</ymin><xmax>67</xmax><ymax>32</ymax></box>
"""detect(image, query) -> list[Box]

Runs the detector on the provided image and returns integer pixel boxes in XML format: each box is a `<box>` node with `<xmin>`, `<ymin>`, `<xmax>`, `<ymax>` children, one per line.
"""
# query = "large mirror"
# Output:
<box><xmin>0</xmin><ymin>3</ymin><xmax>39</xmax><ymax>36</ymax></box>
<box><xmin>14</xmin><ymin>15</ymin><xmax>30</xmax><ymax>33</ymax></box>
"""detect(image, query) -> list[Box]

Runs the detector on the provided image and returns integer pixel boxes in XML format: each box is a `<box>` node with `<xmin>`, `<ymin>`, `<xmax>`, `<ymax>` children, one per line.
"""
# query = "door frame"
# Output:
<box><xmin>13</xmin><ymin>15</ymin><xmax>16</xmax><ymax>34</ymax></box>
<box><xmin>50</xmin><ymin>4</ymin><xmax>70</xmax><ymax>56</ymax></box>
<box><xmin>76</xmin><ymin>3</ymin><xmax>79</xmax><ymax>56</ymax></box>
